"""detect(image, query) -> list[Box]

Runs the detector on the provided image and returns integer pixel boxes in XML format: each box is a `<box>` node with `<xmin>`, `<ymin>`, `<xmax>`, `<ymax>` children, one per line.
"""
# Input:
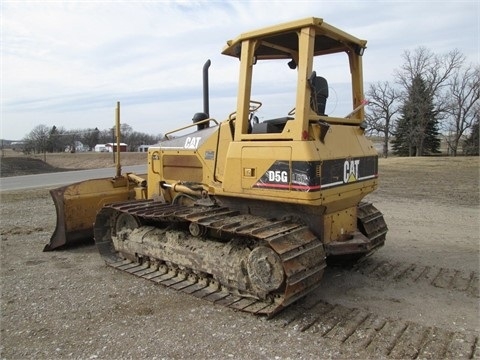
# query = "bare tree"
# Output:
<box><xmin>120</xmin><ymin>123</ymin><xmax>133</xmax><ymax>139</ymax></box>
<box><xmin>98</xmin><ymin>129</ymin><xmax>114</xmax><ymax>145</ymax></box>
<box><xmin>462</xmin><ymin>110</ymin><xmax>479</xmax><ymax>155</ymax></box>
<box><xmin>22</xmin><ymin>123</ymin><xmax>164</xmax><ymax>154</ymax></box>
<box><xmin>395</xmin><ymin>47</ymin><xmax>464</xmax><ymax>105</ymax></box>
<box><xmin>394</xmin><ymin>47</ymin><xmax>466</xmax><ymax>155</ymax></box>
<box><xmin>125</xmin><ymin>131</ymin><xmax>159</xmax><ymax>151</ymax></box>
<box><xmin>365</xmin><ymin>81</ymin><xmax>400</xmax><ymax>157</ymax></box>
<box><xmin>443</xmin><ymin>64</ymin><xmax>480</xmax><ymax>156</ymax></box>
<box><xmin>23</xmin><ymin>124</ymin><xmax>50</xmax><ymax>160</ymax></box>
<box><xmin>81</xmin><ymin>128</ymin><xmax>100</xmax><ymax>151</ymax></box>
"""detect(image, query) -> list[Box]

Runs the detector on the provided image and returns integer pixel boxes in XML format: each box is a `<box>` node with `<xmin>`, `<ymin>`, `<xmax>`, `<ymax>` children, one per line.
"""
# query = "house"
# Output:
<box><xmin>11</xmin><ymin>141</ymin><xmax>25</xmax><ymax>152</ymax></box>
<box><xmin>66</xmin><ymin>141</ymin><xmax>87</xmax><ymax>153</ymax></box>
<box><xmin>105</xmin><ymin>143</ymin><xmax>128</xmax><ymax>152</ymax></box>
<box><xmin>94</xmin><ymin>144</ymin><xmax>107</xmax><ymax>152</ymax></box>
<box><xmin>137</xmin><ymin>145</ymin><xmax>152</xmax><ymax>152</ymax></box>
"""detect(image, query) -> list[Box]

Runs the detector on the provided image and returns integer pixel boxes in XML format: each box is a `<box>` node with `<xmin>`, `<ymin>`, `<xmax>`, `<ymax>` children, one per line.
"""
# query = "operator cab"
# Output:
<box><xmin>250</xmin><ymin>72</ymin><xmax>328</xmax><ymax>134</ymax></box>
<box><xmin>222</xmin><ymin>17</ymin><xmax>366</xmax><ymax>141</ymax></box>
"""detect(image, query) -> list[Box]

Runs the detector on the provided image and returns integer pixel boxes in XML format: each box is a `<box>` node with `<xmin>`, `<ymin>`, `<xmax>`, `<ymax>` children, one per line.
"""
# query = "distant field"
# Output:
<box><xmin>0</xmin><ymin>150</ymin><xmax>147</xmax><ymax>177</ymax></box>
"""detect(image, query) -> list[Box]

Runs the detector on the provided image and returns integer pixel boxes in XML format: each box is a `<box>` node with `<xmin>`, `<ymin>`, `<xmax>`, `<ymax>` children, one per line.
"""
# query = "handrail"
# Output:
<box><xmin>164</xmin><ymin>118</ymin><xmax>219</xmax><ymax>139</ymax></box>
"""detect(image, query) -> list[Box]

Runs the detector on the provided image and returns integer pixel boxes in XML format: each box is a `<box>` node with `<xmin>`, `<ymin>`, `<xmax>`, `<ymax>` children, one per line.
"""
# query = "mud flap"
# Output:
<box><xmin>44</xmin><ymin>176</ymin><xmax>135</xmax><ymax>251</ymax></box>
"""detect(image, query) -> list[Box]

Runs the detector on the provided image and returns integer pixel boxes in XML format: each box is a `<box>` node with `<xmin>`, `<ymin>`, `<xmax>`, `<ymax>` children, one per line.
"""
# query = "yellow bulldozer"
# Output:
<box><xmin>46</xmin><ymin>17</ymin><xmax>387</xmax><ymax>316</ymax></box>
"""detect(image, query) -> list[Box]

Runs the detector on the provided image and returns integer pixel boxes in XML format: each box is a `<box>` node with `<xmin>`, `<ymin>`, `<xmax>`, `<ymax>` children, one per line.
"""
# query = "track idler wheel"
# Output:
<box><xmin>189</xmin><ymin>222</ymin><xmax>207</xmax><ymax>237</ymax></box>
<box><xmin>116</xmin><ymin>212</ymin><xmax>139</xmax><ymax>231</ymax></box>
<box><xmin>247</xmin><ymin>246</ymin><xmax>284</xmax><ymax>296</ymax></box>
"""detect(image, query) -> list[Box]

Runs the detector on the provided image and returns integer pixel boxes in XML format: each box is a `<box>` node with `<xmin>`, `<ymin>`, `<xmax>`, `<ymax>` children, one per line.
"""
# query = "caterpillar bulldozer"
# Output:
<box><xmin>46</xmin><ymin>17</ymin><xmax>387</xmax><ymax>316</ymax></box>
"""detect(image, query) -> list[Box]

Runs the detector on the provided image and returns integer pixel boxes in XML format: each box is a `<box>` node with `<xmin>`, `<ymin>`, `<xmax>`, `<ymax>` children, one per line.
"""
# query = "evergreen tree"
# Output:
<box><xmin>82</xmin><ymin>128</ymin><xmax>100</xmax><ymax>151</ymax></box>
<box><xmin>392</xmin><ymin>75</ymin><xmax>440</xmax><ymax>156</ymax></box>
<box><xmin>423</xmin><ymin>116</ymin><xmax>441</xmax><ymax>154</ymax></box>
<box><xmin>391</xmin><ymin>111</ymin><xmax>415</xmax><ymax>156</ymax></box>
<box><xmin>47</xmin><ymin>126</ymin><xmax>58</xmax><ymax>153</ymax></box>
<box><xmin>47</xmin><ymin>125</ymin><xmax>66</xmax><ymax>153</ymax></box>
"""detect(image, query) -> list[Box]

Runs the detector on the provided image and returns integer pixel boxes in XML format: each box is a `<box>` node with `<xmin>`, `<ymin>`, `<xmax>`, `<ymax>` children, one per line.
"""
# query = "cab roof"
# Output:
<box><xmin>222</xmin><ymin>17</ymin><xmax>367</xmax><ymax>60</ymax></box>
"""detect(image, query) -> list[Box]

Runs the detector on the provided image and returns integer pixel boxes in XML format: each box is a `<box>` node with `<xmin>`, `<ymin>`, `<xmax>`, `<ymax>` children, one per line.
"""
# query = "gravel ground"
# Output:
<box><xmin>1</xmin><ymin>156</ymin><xmax>479</xmax><ymax>359</ymax></box>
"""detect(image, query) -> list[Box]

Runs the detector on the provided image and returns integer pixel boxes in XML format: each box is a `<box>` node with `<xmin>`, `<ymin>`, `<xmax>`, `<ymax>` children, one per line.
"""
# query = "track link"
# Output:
<box><xmin>357</xmin><ymin>201</ymin><xmax>388</xmax><ymax>253</ymax></box>
<box><xmin>94</xmin><ymin>199</ymin><xmax>327</xmax><ymax>316</ymax></box>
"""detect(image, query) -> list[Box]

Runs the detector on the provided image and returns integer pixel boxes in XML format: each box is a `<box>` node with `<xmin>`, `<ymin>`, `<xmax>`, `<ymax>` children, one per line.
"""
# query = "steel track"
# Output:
<box><xmin>94</xmin><ymin>199</ymin><xmax>327</xmax><ymax>317</ymax></box>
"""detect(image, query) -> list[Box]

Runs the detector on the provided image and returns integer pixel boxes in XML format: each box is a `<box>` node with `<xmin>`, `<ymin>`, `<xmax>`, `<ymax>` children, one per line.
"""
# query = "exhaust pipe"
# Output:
<box><xmin>203</xmin><ymin>59</ymin><xmax>211</xmax><ymax>116</ymax></box>
<box><xmin>193</xmin><ymin>60</ymin><xmax>211</xmax><ymax>130</ymax></box>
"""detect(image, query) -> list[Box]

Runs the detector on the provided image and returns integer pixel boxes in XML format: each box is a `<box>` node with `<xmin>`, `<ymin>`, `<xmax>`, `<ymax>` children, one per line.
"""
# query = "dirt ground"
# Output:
<box><xmin>0</xmin><ymin>155</ymin><xmax>479</xmax><ymax>359</ymax></box>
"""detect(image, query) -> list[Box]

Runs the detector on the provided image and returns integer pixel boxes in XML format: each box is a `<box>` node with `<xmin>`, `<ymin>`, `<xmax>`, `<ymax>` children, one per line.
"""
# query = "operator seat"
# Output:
<box><xmin>309</xmin><ymin>72</ymin><xmax>329</xmax><ymax>116</ymax></box>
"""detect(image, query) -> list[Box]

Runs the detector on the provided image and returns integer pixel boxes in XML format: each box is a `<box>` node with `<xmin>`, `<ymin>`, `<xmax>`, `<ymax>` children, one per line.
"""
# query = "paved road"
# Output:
<box><xmin>0</xmin><ymin>165</ymin><xmax>147</xmax><ymax>191</ymax></box>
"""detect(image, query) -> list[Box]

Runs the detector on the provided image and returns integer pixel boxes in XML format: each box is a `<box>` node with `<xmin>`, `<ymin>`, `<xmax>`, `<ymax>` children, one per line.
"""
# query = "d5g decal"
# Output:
<box><xmin>253</xmin><ymin>156</ymin><xmax>377</xmax><ymax>191</ymax></box>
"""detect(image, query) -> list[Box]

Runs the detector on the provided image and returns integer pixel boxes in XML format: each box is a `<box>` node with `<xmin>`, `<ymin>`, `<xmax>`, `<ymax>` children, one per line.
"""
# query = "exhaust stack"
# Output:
<box><xmin>193</xmin><ymin>59</ymin><xmax>211</xmax><ymax>130</ymax></box>
<box><xmin>203</xmin><ymin>59</ymin><xmax>211</xmax><ymax>116</ymax></box>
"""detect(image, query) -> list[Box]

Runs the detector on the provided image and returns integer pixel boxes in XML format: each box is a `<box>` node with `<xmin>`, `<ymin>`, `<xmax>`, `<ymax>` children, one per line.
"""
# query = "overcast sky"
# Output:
<box><xmin>2</xmin><ymin>0</ymin><xmax>479</xmax><ymax>140</ymax></box>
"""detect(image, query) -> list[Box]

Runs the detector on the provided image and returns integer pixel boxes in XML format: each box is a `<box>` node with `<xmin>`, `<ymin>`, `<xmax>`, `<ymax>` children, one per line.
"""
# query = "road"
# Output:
<box><xmin>0</xmin><ymin>165</ymin><xmax>147</xmax><ymax>191</ymax></box>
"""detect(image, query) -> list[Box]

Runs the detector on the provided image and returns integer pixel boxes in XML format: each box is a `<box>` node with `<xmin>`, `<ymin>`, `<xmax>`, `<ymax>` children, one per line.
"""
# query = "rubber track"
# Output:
<box><xmin>96</xmin><ymin>199</ymin><xmax>327</xmax><ymax>317</ymax></box>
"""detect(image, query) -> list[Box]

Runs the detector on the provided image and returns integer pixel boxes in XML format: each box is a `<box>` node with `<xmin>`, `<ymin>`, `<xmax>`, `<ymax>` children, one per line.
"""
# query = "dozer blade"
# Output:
<box><xmin>44</xmin><ymin>176</ymin><xmax>135</xmax><ymax>251</ymax></box>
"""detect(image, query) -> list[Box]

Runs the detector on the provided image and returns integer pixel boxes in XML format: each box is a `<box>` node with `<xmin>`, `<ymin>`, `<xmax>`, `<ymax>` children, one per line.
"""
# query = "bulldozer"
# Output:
<box><xmin>46</xmin><ymin>17</ymin><xmax>387</xmax><ymax>316</ymax></box>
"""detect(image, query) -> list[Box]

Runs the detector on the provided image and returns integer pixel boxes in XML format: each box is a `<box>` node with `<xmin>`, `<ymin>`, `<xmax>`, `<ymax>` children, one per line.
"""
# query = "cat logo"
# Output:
<box><xmin>185</xmin><ymin>136</ymin><xmax>201</xmax><ymax>149</ymax></box>
<box><xmin>343</xmin><ymin>159</ymin><xmax>360</xmax><ymax>183</ymax></box>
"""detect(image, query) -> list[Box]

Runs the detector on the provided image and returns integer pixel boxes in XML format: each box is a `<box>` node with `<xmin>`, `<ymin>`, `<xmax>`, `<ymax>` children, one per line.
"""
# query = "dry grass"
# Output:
<box><xmin>1</xmin><ymin>150</ymin><xmax>147</xmax><ymax>177</ymax></box>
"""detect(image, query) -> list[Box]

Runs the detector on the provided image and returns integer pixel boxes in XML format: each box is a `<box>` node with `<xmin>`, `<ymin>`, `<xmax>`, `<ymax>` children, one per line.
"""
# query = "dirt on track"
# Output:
<box><xmin>0</xmin><ymin>156</ymin><xmax>479</xmax><ymax>359</ymax></box>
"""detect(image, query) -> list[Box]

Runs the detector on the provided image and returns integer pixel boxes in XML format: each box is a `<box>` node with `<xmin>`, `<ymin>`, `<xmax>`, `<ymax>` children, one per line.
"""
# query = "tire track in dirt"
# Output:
<box><xmin>271</xmin><ymin>298</ymin><xmax>479</xmax><ymax>359</ymax></box>
<box><xmin>352</xmin><ymin>258</ymin><xmax>479</xmax><ymax>298</ymax></box>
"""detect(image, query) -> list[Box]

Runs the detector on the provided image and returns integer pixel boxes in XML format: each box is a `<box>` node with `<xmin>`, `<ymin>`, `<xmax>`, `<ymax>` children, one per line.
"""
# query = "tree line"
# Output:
<box><xmin>22</xmin><ymin>123</ymin><xmax>163</xmax><ymax>154</ymax></box>
<box><xmin>365</xmin><ymin>47</ymin><xmax>479</xmax><ymax>157</ymax></box>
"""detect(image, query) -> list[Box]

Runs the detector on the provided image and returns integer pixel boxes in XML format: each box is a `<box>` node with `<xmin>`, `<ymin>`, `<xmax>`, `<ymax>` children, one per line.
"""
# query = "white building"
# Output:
<box><xmin>138</xmin><ymin>145</ymin><xmax>151</xmax><ymax>152</ymax></box>
<box><xmin>94</xmin><ymin>144</ymin><xmax>107</xmax><ymax>152</ymax></box>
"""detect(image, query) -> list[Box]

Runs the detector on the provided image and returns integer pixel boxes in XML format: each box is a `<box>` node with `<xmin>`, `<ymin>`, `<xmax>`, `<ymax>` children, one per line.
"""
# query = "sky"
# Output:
<box><xmin>1</xmin><ymin>0</ymin><xmax>479</xmax><ymax>141</ymax></box>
